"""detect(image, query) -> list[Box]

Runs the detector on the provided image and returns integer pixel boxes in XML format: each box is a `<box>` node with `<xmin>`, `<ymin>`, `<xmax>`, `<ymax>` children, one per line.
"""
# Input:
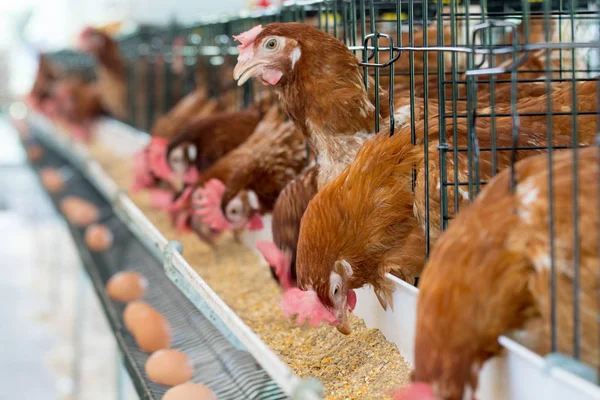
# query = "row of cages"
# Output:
<box><xmin>47</xmin><ymin>0</ymin><xmax>600</xmax><ymax>383</ymax></box>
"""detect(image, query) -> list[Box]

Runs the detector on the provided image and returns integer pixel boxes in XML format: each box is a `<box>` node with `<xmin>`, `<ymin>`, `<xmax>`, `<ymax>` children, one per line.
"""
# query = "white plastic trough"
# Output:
<box><xmin>24</xmin><ymin>111</ymin><xmax>600</xmax><ymax>400</ymax></box>
<box><xmin>354</xmin><ymin>275</ymin><xmax>600</xmax><ymax>400</ymax></box>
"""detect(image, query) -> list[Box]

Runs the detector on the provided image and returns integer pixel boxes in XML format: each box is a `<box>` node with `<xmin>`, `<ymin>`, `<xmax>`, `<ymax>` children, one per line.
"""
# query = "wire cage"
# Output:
<box><xmin>46</xmin><ymin>0</ymin><xmax>600</xmax><ymax>389</ymax></box>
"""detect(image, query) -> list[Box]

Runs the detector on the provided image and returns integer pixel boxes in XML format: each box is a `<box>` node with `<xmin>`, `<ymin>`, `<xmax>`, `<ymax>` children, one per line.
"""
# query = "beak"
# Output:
<box><xmin>335</xmin><ymin>310</ymin><xmax>351</xmax><ymax>335</ymax></box>
<box><xmin>233</xmin><ymin>60</ymin><xmax>266</xmax><ymax>87</ymax></box>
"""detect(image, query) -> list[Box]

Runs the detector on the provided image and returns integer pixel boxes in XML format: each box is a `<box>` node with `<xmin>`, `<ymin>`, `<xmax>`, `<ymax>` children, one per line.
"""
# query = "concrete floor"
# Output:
<box><xmin>0</xmin><ymin>117</ymin><xmax>59</xmax><ymax>399</ymax></box>
<box><xmin>0</xmin><ymin>117</ymin><xmax>137</xmax><ymax>400</ymax></box>
<box><xmin>0</xmin><ymin>212</ymin><xmax>59</xmax><ymax>400</ymax></box>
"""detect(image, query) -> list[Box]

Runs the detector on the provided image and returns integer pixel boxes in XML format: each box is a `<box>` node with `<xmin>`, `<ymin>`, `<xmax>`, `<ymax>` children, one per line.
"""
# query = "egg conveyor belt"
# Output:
<box><xmin>20</xmin><ymin>121</ymin><xmax>288</xmax><ymax>400</ymax></box>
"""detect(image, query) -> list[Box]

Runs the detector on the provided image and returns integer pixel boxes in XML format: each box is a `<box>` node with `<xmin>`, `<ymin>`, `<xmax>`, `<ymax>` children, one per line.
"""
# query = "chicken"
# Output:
<box><xmin>47</xmin><ymin>28</ymin><xmax>127</xmax><ymax>137</ymax></box>
<box><xmin>52</xmin><ymin>75</ymin><xmax>103</xmax><ymax>140</ymax></box>
<box><xmin>141</xmin><ymin>89</ymin><xmax>275</xmax><ymax>197</ymax></box>
<box><xmin>175</xmin><ymin>106</ymin><xmax>286</xmax><ymax>243</ymax></box>
<box><xmin>257</xmin><ymin>164</ymin><xmax>319</xmax><ymax>290</ymax></box>
<box><xmin>164</xmin><ymin>108</ymin><xmax>264</xmax><ymax>192</ymax></box>
<box><xmin>217</xmin><ymin>120</ymin><xmax>307</xmax><ymax>230</ymax></box>
<box><xmin>78</xmin><ymin>27</ymin><xmax>128</xmax><ymax>120</ymax></box>
<box><xmin>232</xmin><ymin>22</ymin><xmax>390</xmax><ymax>189</ymax></box>
<box><xmin>131</xmin><ymin>88</ymin><xmax>219</xmax><ymax>199</ymax></box>
<box><xmin>284</xmin><ymin>78</ymin><xmax>598</xmax><ymax>335</ymax></box>
<box><xmin>396</xmin><ymin>145</ymin><xmax>599</xmax><ymax>400</ymax></box>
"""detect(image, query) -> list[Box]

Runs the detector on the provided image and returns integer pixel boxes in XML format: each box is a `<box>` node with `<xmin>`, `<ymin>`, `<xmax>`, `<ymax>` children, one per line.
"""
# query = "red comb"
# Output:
<box><xmin>280</xmin><ymin>288</ymin><xmax>337</xmax><ymax>327</ymax></box>
<box><xmin>233</xmin><ymin>25</ymin><xmax>263</xmax><ymax>63</ymax></box>
<box><xmin>256</xmin><ymin>241</ymin><xmax>294</xmax><ymax>290</ymax></box>
<box><xmin>390</xmin><ymin>383</ymin><xmax>435</xmax><ymax>400</ymax></box>
<box><xmin>131</xmin><ymin>150</ymin><xmax>154</xmax><ymax>192</ymax></box>
<box><xmin>149</xmin><ymin>188</ymin><xmax>174</xmax><ymax>210</ymax></box>
<box><xmin>146</xmin><ymin>137</ymin><xmax>173</xmax><ymax>181</ymax></box>
<box><xmin>193</xmin><ymin>179</ymin><xmax>231</xmax><ymax>231</ymax></box>
<box><xmin>247</xmin><ymin>212</ymin><xmax>264</xmax><ymax>231</ymax></box>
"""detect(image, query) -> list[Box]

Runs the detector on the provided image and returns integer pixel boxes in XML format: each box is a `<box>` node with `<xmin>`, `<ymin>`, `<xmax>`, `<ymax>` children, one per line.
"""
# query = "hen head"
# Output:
<box><xmin>232</xmin><ymin>22</ymin><xmax>352</xmax><ymax>87</ymax></box>
<box><xmin>280</xmin><ymin>257</ymin><xmax>357</xmax><ymax>335</ymax></box>
<box><xmin>221</xmin><ymin>189</ymin><xmax>264</xmax><ymax>231</ymax></box>
<box><xmin>165</xmin><ymin>141</ymin><xmax>200</xmax><ymax>191</ymax></box>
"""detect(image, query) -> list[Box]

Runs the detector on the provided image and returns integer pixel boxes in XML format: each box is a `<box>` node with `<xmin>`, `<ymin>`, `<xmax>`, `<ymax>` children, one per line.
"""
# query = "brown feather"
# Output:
<box><xmin>413</xmin><ymin>145</ymin><xmax>599</xmax><ymax>399</ymax></box>
<box><xmin>220</xmin><ymin>120</ymin><xmax>307</xmax><ymax>216</ymax></box>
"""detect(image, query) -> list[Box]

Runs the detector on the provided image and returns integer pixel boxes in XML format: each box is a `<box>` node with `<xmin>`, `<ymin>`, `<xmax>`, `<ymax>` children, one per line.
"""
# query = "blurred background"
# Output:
<box><xmin>0</xmin><ymin>1</ymin><xmax>263</xmax><ymax>399</ymax></box>
<box><xmin>0</xmin><ymin>0</ymin><xmax>264</xmax><ymax>102</ymax></box>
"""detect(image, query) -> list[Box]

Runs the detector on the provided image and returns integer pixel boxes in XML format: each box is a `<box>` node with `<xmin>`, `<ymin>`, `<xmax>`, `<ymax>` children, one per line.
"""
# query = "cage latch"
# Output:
<box><xmin>359</xmin><ymin>32</ymin><xmax>399</xmax><ymax>68</ymax></box>
<box><xmin>466</xmin><ymin>20</ymin><xmax>530</xmax><ymax>77</ymax></box>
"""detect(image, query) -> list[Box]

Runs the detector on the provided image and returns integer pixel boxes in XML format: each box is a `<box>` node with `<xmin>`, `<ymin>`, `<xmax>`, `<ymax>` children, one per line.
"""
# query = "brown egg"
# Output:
<box><xmin>123</xmin><ymin>301</ymin><xmax>155</xmax><ymax>332</ymax></box>
<box><xmin>132</xmin><ymin>310</ymin><xmax>172</xmax><ymax>352</ymax></box>
<box><xmin>40</xmin><ymin>167</ymin><xmax>65</xmax><ymax>193</ymax></box>
<box><xmin>145</xmin><ymin>349</ymin><xmax>194</xmax><ymax>386</ymax></box>
<box><xmin>84</xmin><ymin>224</ymin><xmax>113</xmax><ymax>252</ymax></box>
<box><xmin>163</xmin><ymin>383</ymin><xmax>217</xmax><ymax>400</ymax></box>
<box><xmin>27</xmin><ymin>145</ymin><xmax>43</xmax><ymax>162</ymax></box>
<box><xmin>60</xmin><ymin>196</ymin><xmax>99</xmax><ymax>226</ymax></box>
<box><xmin>106</xmin><ymin>271</ymin><xmax>148</xmax><ymax>302</ymax></box>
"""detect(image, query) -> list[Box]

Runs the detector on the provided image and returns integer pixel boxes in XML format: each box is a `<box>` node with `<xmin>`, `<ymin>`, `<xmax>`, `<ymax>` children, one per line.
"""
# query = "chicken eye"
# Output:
<box><xmin>265</xmin><ymin>39</ymin><xmax>277</xmax><ymax>50</ymax></box>
<box><xmin>333</xmin><ymin>286</ymin><xmax>339</xmax><ymax>296</ymax></box>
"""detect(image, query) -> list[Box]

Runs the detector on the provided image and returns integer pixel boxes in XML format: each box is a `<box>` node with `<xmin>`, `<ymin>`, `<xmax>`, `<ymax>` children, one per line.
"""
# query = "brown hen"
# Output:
<box><xmin>150</xmin><ymin>88</ymin><xmax>211</xmax><ymax>139</ymax></box>
<box><xmin>232</xmin><ymin>22</ymin><xmax>390</xmax><ymax>189</ymax></box>
<box><xmin>292</xmin><ymin>78</ymin><xmax>598</xmax><ymax>334</ymax></box>
<box><xmin>219</xmin><ymin>120</ymin><xmax>307</xmax><ymax>230</ymax></box>
<box><xmin>177</xmin><ymin>106</ymin><xmax>286</xmax><ymax>243</ymax></box>
<box><xmin>257</xmin><ymin>164</ymin><xmax>319</xmax><ymax>289</ymax></box>
<box><xmin>78</xmin><ymin>27</ymin><xmax>128</xmax><ymax>120</ymax></box>
<box><xmin>398</xmin><ymin>145</ymin><xmax>599</xmax><ymax>400</ymax></box>
<box><xmin>165</xmin><ymin>108</ymin><xmax>263</xmax><ymax>192</ymax></box>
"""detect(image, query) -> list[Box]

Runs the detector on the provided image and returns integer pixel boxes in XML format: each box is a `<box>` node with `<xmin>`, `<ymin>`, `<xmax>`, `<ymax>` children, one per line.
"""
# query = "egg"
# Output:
<box><xmin>123</xmin><ymin>301</ymin><xmax>155</xmax><ymax>332</ymax></box>
<box><xmin>27</xmin><ymin>145</ymin><xmax>43</xmax><ymax>162</ymax></box>
<box><xmin>106</xmin><ymin>271</ymin><xmax>148</xmax><ymax>302</ymax></box>
<box><xmin>145</xmin><ymin>349</ymin><xmax>194</xmax><ymax>386</ymax></box>
<box><xmin>163</xmin><ymin>383</ymin><xmax>217</xmax><ymax>400</ymax></box>
<box><xmin>60</xmin><ymin>196</ymin><xmax>99</xmax><ymax>226</ymax></box>
<box><xmin>132</xmin><ymin>310</ymin><xmax>172</xmax><ymax>352</ymax></box>
<box><xmin>84</xmin><ymin>224</ymin><xmax>113</xmax><ymax>252</ymax></box>
<box><xmin>40</xmin><ymin>167</ymin><xmax>65</xmax><ymax>193</ymax></box>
